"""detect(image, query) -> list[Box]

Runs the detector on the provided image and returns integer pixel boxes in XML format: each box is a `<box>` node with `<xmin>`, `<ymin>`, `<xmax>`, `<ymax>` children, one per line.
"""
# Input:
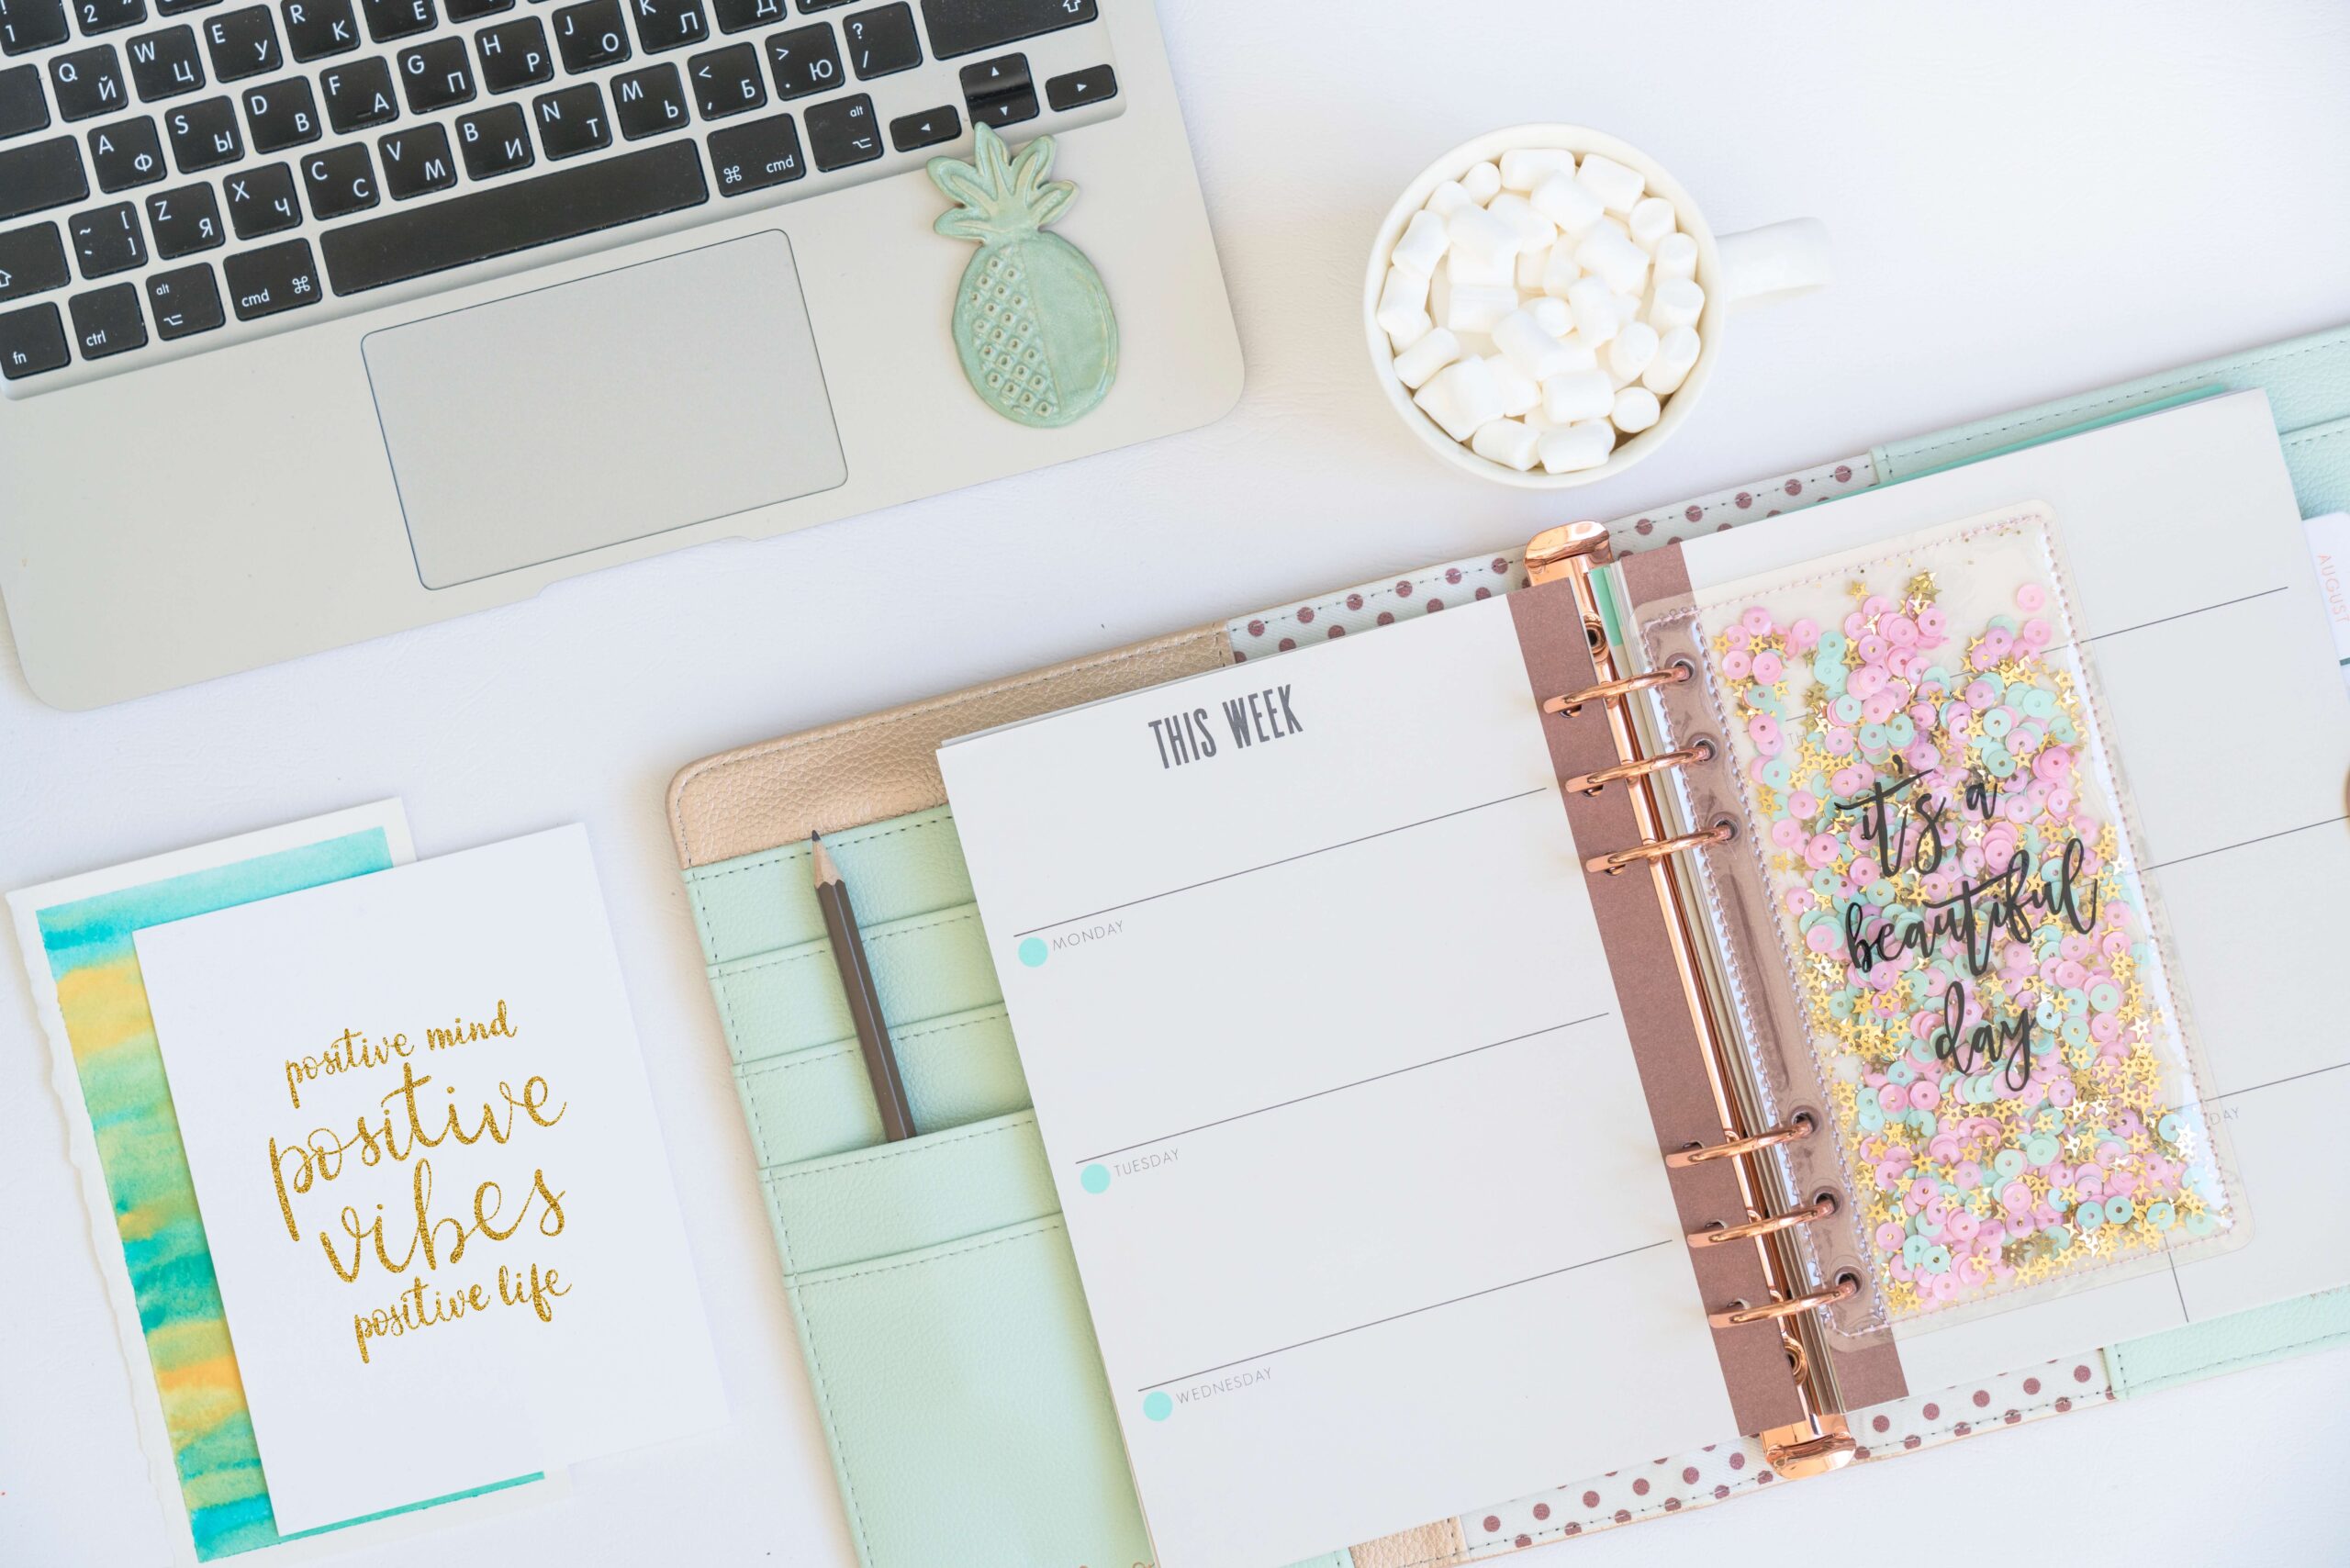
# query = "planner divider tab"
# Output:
<box><xmin>1512</xmin><ymin>521</ymin><xmax>1902</xmax><ymax>1476</ymax></box>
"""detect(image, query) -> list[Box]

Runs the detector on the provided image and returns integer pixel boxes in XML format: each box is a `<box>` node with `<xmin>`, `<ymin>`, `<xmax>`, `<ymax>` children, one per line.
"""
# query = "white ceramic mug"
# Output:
<box><xmin>1364</xmin><ymin>124</ymin><xmax>1830</xmax><ymax>489</ymax></box>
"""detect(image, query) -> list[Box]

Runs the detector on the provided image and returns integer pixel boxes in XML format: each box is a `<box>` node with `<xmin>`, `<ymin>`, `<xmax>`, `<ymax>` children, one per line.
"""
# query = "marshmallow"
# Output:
<box><xmin>1392</xmin><ymin>327</ymin><xmax>1461</xmax><ymax>390</ymax></box>
<box><xmin>1530</xmin><ymin>296</ymin><xmax>1571</xmax><ymax>338</ymax></box>
<box><xmin>1516</xmin><ymin>249</ymin><xmax>1547</xmax><ymax>290</ymax></box>
<box><xmin>1649</xmin><ymin>276</ymin><xmax>1705</xmax><ymax>331</ymax></box>
<box><xmin>1449</xmin><ymin>203</ymin><xmax>1519</xmax><ymax>260</ymax></box>
<box><xmin>1574</xmin><ymin>153</ymin><xmax>1645</xmax><ymax>213</ymax></box>
<box><xmin>1493</xmin><ymin>308</ymin><xmax>1575</xmax><ymax>380</ymax></box>
<box><xmin>1447</xmin><ymin>246</ymin><xmax>1514</xmax><ymax>286</ymax></box>
<box><xmin>1611</xmin><ymin>386</ymin><xmax>1662</xmax><ymax>434</ymax></box>
<box><xmin>1427</xmin><ymin>179</ymin><xmax>1477</xmax><ymax>218</ymax></box>
<box><xmin>1500</xmin><ymin>148</ymin><xmax>1576</xmax><ymax>192</ymax></box>
<box><xmin>1628</xmin><ymin>196</ymin><xmax>1677</xmax><ymax>252</ymax></box>
<box><xmin>1485</xmin><ymin>193</ymin><xmax>1556</xmax><ymax>252</ymax></box>
<box><xmin>1414</xmin><ymin>356</ymin><xmax>1505</xmax><ymax>442</ymax></box>
<box><xmin>1653</xmin><ymin>231</ymin><xmax>1698</xmax><ymax>282</ymax></box>
<box><xmin>1641</xmin><ymin>325</ymin><xmax>1701</xmax><ymax>394</ymax></box>
<box><xmin>1550</xmin><ymin>330</ymin><xmax>1599</xmax><ymax>373</ymax></box>
<box><xmin>1483</xmin><ymin>353</ymin><xmax>1541</xmax><ymax>418</ymax></box>
<box><xmin>1377</xmin><ymin>265</ymin><xmax>1431</xmax><ymax>336</ymax></box>
<box><xmin>1390</xmin><ymin>209</ymin><xmax>1451</xmax><ymax>277</ymax></box>
<box><xmin>1541</xmin><ymin>368</ymin><xmax>1613</xmax><ymax>424</ymax></box>
<box><xmin>1610</xmin><ymin>290</ymin><xmax>1645</xmax><ymax>327</ymax></box>
<box><xmin>1472</xmin><ymin>417</ymin><xmax>1542</xmax><ymax>472</ymax></box>
<box><xmin>1574</xmin><ymin>221</ymin><xmax>1651</xmax><ymax>295</ymax></box>
<box><xmin>1539</xmin><ymin>419</ymin><xmax>1616</xmax><ymax>474</ymax></box>
<box><xmin>1564</xmin><ymin>276</ymin><xmax>1619</xmax><ymax>347</ymax></box>
<box><xmin>1539</xmin><ymin>240</ymin><xmax>1583</xmax><ymax>298</ymax></box>
<box><xmin>1445</xmin><ymin>283</ymin><xmax>1519</xmax><ymax>335</ymax></box>
<box><xmin>1426</xmin><ymin>260</ymin><xmax>1450</xmax><ymax>331</ymax></box>
<box><xmin>1453</xmin><ymin>329</ymin><xmax>1496</xmax><ymax>360</ymax></box>
<box><xmin>1385</xmin><ymin>309</ymin><xmax>1432</xmax><ymax>353</ymax></box>
<box><xmin>1529</xmin><ymin>172</ymin><xmax>1606</xmax><ymax>238</ymax></box>
<box><xmin>1606</xmin><ymin>320</ymin><xmax>1659</xmax><ymax>383</ymax></box>
<box><xmin>1460</xmin><ymin>159</ymin><xmax>1503</xmax><ymax>203</ymax></box>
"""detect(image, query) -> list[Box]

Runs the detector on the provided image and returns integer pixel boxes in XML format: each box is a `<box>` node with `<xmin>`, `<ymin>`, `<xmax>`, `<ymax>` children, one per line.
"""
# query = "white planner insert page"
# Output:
<box><xmin>940</xmin><ymin>596</ymin><xmax>1734</xmax><ymax>1568</ymax></box>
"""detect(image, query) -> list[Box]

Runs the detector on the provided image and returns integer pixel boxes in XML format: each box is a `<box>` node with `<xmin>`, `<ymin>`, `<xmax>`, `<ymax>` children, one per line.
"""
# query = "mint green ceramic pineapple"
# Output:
<box><xmin>928</xmin><ymin>123</ymin><xmax>1118</xmax><ymax>429</ymax></box>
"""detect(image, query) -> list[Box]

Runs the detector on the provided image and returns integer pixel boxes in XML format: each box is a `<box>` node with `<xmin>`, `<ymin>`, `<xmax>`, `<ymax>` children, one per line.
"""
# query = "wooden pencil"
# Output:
<box><xmin>811</xmin><ymin>834</ymin><xmax>919</xmax><ymax>1142</ymax></box>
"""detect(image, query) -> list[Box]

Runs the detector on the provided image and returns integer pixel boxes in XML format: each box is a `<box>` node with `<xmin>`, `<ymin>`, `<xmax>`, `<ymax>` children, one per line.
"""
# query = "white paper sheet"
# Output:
<box><xmin>132</xmin><ymin>826</ymin><xmax>726</xmax><ymax>1534</ymax></box>
<box><xmin>940</xmin><ymin>597</ymin><xmax>1734</xmax><ymax>1568</ymax></box>
<box><xmin>1673</xmin><ymin>390</ymin><xmax>2350</xmax><ymax>1392</ymax></box>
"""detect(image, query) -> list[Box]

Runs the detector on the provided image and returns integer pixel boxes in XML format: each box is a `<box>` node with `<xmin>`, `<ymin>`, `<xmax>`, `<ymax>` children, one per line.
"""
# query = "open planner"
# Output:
<box><xmin>671</xmin><ymin>358</ymin><xmax>2350</xmax><ymax>1568</ymax></box>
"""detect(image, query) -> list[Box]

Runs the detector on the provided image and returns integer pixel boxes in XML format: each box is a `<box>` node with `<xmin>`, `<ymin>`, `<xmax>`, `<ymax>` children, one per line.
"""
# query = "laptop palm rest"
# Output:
<box><xmin>362</xmin><ymin>230</ymin><xmax>847</xmax><ymax>589</ymax></box>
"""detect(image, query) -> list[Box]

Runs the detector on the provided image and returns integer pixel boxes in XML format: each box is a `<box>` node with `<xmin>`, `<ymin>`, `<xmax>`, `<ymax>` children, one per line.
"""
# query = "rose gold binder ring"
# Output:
<box><xmin>1664</xmin><ymin>1112</ymin><xmax>1816</xmax><ymax>1169</ymax></box>
<box><xmin>1689</xmin><ymin>1193</ymin><xmax>1838</xmax><ymax>1247</ymax></box>
<box><xmin>1540</xmin><ymin>657</ymin><xmax>1695</xmax><ymax>717</ymax></box>
<box><xmin>1707</xmin><ymin>1275</ymin><xmax>1859</xmax><ymax>1329</ymax></box>
<box><xmin>1564</xmin><ymin>738</ymin><xmax>1717</xmax><ymax>796</ymax></box>
<box><xmin>1583</xmin><ymin>819</ymin><xmax>1732</xmax><ymax>876</ymax></box>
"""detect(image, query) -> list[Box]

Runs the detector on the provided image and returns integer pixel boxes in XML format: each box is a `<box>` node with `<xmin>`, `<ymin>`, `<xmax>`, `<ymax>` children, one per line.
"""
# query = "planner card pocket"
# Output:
<box><xmin>765</xmin><ymin>1113</ymin><xmax>1150</xmax><ymax>1568</ymax></box>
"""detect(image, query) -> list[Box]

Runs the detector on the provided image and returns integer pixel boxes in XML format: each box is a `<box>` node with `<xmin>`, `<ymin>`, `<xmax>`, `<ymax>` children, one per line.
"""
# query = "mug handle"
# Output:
<box><xmin>1718</xmin><ymin>218</ymin><xmax>1832</xmax><ymax>304</ymax></box>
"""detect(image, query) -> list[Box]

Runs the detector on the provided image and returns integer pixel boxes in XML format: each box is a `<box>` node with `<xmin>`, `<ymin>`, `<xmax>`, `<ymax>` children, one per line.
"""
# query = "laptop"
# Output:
<box><xmin>0</xmin><ymin>0</ymin><xmax>1241</xmax><ymax>708</ymax></box>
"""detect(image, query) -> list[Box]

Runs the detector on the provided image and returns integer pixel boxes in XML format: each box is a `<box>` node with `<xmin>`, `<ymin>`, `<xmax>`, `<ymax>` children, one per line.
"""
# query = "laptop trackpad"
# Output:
<box><xmin>363</xmin><ymin>231</ymin><xmax>847</xmax><ymax>589</ymax></box>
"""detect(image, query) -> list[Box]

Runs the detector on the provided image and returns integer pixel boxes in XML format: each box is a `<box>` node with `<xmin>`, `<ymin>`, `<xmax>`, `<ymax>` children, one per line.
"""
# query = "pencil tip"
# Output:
<box><xmin>811</xmin><ymin>834</ymin><xmax>840</xmax><ymax>886</ymax></box>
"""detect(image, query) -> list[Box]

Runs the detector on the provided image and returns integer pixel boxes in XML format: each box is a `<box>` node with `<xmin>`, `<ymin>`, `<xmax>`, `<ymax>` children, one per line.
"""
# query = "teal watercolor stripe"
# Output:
<box><xmin>35</xmin><ymin>827</ymin><xmax>543</xmax><ymax>1559</ymax></box>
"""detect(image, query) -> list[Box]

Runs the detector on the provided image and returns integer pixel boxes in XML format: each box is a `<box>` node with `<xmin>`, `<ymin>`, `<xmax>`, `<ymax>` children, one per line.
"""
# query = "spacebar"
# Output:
<box><xmin>320</xmin><ymin>144</ymin><xmax>710</xmax><ymax>297</ymax></box>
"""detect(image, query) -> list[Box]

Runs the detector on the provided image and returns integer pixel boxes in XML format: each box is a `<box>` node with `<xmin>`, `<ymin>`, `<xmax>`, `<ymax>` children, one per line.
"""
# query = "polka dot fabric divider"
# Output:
<box><xmin>1225</xmin><ymin>456</ymin><xmax>1877</xmax><ymax>659</ymax></box>
<box><xmin>1441</xmin><ymin>1357</ymin><xmax>2111</xmax><ymax>1560</ymax></box>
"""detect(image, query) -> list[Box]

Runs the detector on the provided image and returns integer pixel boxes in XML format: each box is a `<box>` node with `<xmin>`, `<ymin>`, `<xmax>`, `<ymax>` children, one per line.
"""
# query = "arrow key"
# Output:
<box><xmin>1043</xmin><ymin>63</ymin><xmax>1112</xmax><ymax>113</ymax></box>
<box><xmin>145</xmin><ymin>259</ymin><xmax>221</xmax><ymax>337</ymax></box>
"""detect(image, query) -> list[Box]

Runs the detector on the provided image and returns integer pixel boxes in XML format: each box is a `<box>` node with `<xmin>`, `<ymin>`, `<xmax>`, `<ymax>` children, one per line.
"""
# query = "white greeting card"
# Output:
<box><xmin>133</xmin><ymin>825</ymin><xmax>725</xmax><ymax>1534</ymax></box>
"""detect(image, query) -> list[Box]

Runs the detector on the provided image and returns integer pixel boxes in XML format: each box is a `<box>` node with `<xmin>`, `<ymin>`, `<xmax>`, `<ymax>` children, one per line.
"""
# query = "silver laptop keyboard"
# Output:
<box><xmin>0</xmin><ymin>0</ymin><xmax>1121</xmax><ymax>391</ymax></box>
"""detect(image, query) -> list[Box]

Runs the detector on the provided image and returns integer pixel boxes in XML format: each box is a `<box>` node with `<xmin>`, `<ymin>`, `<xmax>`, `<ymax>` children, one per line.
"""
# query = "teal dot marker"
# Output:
<box><xmin>1080</xmin><ymin>1163</ymin><xmax>1110</xmax><ymax>1194</ymax></box>
<box><xmin>1142</xmin><ymin>1391</ymin><xmax>1172</xmax><ymax>1422</ymax></box>
<box><xmin>1018</xmin><ymin>936</ymin><xmax>1048</xmax><ymax>968</ymax></box>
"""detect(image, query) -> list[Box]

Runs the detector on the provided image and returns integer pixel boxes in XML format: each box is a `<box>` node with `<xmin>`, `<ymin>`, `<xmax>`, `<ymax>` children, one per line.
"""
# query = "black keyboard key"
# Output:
<box><xmin>708</xmin><ymin>0</ymin><xmax>774</xmax><ymax>32</ymax></box>
<box><xmin>320</xmin><ymin>53</ymin><xmax>392</xmax><ymax>129</ymax></box>
<box><xmin>967</xmin><ymin>80</ymin><xmax>1029</xmax><ymax>128</ymax></box>
<box><xmin>87</xmin><ymin>114</ymin><xmax>163</xmax><ymax>188</ymax></box>
<box><xmin>143</xmin><ymin>179</ymin><xmax>218</xmax><ymax>252</ymax></box>
<box><xmin>222</xmin><ymin>157</ymin><xmax>295</xmax><ymax>232</ymax></box>
<box><xmin>0</xmin><ymin>137</ymin><xmax>89</xmax><ymax>218</ymax></box>
<box><xmin>443</xmin><ymin>0</ymin><xmax>504</xmax><ymax>17</ymax></box>
<box><xmin>154</xmin><ymin>0</ymin><xmax>220</xmax><ymax>15</ymax></box>
<box><xmin>453</xmin><ymin>97</ymin><xmax>525</xmax><ymax>174</ymax></box>
<box><xmin>356</xmin><ymin>0</ymin><xmax>428</xmax><ymax>41</ymax></box>
<box><xmin>628</xmin><ymin>0</ymin><xmax>700</xmax><ymax>51</ymax></box>
<box><xmin>0</xmin><ymin>62</ymin><xmax>45</xmax><ymax>135</ymax></box>
<box><xmin>76</xmin><ymin>0</ymin><xmax>146</xmax><ymax>33</ymax></box>
<box><xmin>885</xmin><ymin>100</ymin><xmax>951</xmax><ymax>151</ymax></box>
<box><xmin>918</xmin><ymin>0</ymin><xmax>1090</xmax><ymax>60</ymax></box>
<box><xmin>375</xmin><ymin>118</ymin><xmax>448</xmax><ymax>195</ymax></box>
<box><xmin>145</xmin><ymin>257</ymin><xmax>219</xmax><ymax>333</ymax></box>
<box><xmin>281</xmin><ymin>0</ymin><xmax>357</xmax><ymax>59</ymax></box>
<box><xmin>126</xmin><ymin>25</ymin><xmax>204</xmax><ymax>99</ymax></box>
<box><xmin>475</xmin><ymin>16</ymin><xmax>547</xmax><ymax>91</ymax></box>
<box><xmin>1044</xmin><ymin>62</ymin><xmax>1109</xmax><ymax>111</ymax></box>
<box><xmin>705</xmin><ymin>105</ymin><xmax>793</xmax><ymax>193</ymax></box>
<box><xmin>843</xmin><ymin>1</ymin><xmax>914</xmax><ymax>78</ymax></box>
<box><xmin>0</xmin><ymin>300</ymin><xmax>66</xmax><ymax>375</ymax></box>
<box><xmin>221</xmin><ymin>232</ymin><xmax>315</xmax><ymax>315</ymax></box>
<box><xmin>610</xmin><ymin>59</ymin><xmax>681</xmax><ymax>138</ymax></box>
<box><xmin>0</xmin><ymin>220</ymin><xmax>67</xmax><ymax>298</ymax></box>
<box><xmin>320</xmin><ymin>136</ymin><xmax>700</xmax><ymax>291</ymax></box>
<box><xmin>201</xmin><ymin>5</ymin><xmax>277</xmax><ymax>78</ymax></box>
<box><xmin>796</xmin><ymin>0</ymin><xmax>848</xmax><ymax>7</ymax></box>
<box><xmin>163</xmin><ymin>93</ymin><xmax>236</xmax><ymax>165</ymax></box>
<box><xmin>66</xmin><ymin>197</ymin><xmax>142</xmax><ymax>274</ymax></box>
<box><xmin>685</xmin><ymin>39</ymin><xmax>755</xmax><ymax>118</ymax></box>
<box><xmin>957</xmin><ymin>49</ymin><xmax>1028</xmax><ymax>127</ymax></box>
<box><xmin>68</xmin><ymin>278</ymin><xmax>142</xmax><ymax>354</ymax></box>
<box><xmin>396</xmin><ymin>34</ymin><xmax>470</xmax><ymax>110</ymax></box>
<box><xmin>529</xmin><ymin>79</ymin><xmax>600</xmax><ymax>156</ymax></box>
<box><xmin>551</xmin><ymin>0</ymin><xmax>621</xmax><ymax>70</ymax></box>
<box><xmin>51</xmin><ymin>46</ymin><xmax>129</xmax><ymax>119</ymax></box>
<box><xmin>299</xmin><ymin>137</ymin><xmax>371</xmax><ymax>215</ymax></box>
<box><xmin>800</xmin><ymin>89</ymin><xmax>870</xmax><ymax>169</ymax></box>
<box><xmin>0</xmin><ymin>0</ymin><xmax>69</xmax><ymax>56</ymax></box>
<box><xmin>760</xmin><ymin>18</ymin><xmax>831</xmax><ymax>97</ymax></box>
<box><xmin>240</xmin><ymin>73</ymin><xmax>316</xmax><ymax>149</ymax></box>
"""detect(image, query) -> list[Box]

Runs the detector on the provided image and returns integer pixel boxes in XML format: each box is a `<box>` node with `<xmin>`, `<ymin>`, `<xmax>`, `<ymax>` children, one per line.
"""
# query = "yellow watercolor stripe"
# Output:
<box><xmin>56</xmin><ymin>956</ymin><xmax>162</xmax><ymax>1060</ymax></box>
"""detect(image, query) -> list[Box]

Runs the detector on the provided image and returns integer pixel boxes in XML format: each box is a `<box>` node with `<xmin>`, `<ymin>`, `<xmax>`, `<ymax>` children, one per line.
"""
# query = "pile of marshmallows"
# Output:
<box><xmin>1379</xmin><ymin>149</ymin><xmax>1704</xmax><ymax>475</ymax></box>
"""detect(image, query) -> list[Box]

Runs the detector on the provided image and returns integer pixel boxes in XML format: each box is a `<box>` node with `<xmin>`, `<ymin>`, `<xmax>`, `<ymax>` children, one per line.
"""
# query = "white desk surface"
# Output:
<box><xmin>5</xmin><ymin>2</ymin><xmax>2346</xmax><ymax>1562</ymax></box>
